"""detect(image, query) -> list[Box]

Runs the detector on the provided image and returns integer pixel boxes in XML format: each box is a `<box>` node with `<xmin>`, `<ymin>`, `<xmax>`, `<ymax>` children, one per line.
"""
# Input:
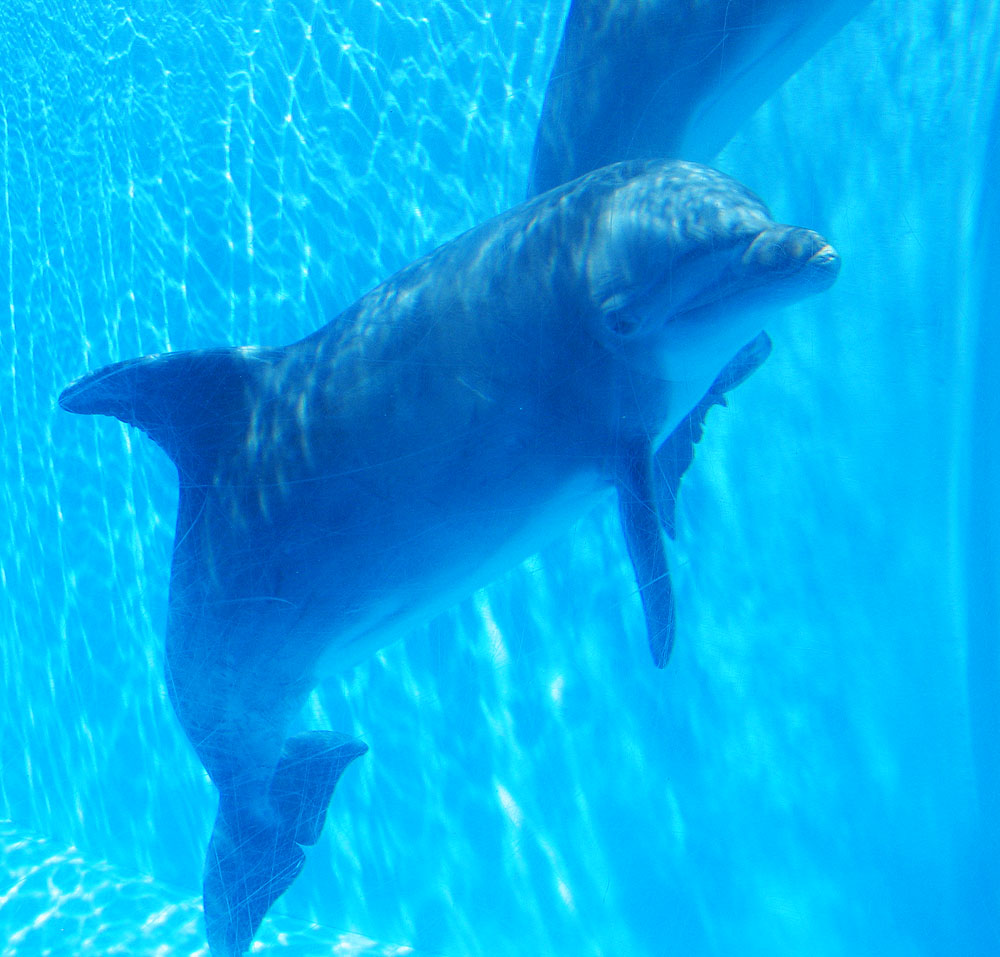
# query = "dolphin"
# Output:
<box><xmin>59</xmin><ymin>159</ymin><xmax>839</xmax><ymax>955</ymax></box>
<box><xmin>528</xmin><ymin>0</ymin><xmax>873</xmax><ymax>196</ymax></box>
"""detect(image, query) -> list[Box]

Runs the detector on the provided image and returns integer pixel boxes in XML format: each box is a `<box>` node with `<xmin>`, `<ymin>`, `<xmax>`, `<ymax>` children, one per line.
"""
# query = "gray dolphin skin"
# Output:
<box><xmin>529</xmin><ymin>0</ymin><xmax>873</xmax><ymax>196</ymax></box>
<box><xmin>59</xmin><ymin>159</ymin><xmax>839</xmax><ymax>955</ymax></box>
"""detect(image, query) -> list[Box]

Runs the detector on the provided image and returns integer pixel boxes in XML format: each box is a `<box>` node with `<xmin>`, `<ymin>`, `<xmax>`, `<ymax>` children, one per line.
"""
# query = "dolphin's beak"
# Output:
<box><xmin>742</xmin><ymin>226</ymin><xmax>841</xmax><ymax>294</ymax></box>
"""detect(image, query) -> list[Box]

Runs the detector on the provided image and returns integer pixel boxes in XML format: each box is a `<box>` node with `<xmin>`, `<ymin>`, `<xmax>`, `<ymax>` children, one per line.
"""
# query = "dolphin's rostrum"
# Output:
<box><xmin>60</xmin><ymin>159</ymin><xmax>839</xmax><ymax>955</ymax></box>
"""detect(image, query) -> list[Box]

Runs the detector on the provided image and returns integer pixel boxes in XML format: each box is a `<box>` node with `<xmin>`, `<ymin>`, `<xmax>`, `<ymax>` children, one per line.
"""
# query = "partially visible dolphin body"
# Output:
<box><xmin>529</xmin><ymin>0</ymin><xmax>873</xmax><ymax>197</ymax></box>
<box><xmin>60</xmin><ymin>160</ymin><xmax>839</xmax><ymax>955</ymax></box>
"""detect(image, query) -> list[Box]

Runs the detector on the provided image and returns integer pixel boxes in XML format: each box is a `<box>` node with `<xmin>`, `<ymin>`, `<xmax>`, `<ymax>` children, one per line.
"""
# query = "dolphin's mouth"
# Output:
<box><xmin>807</xmin><ymin>242</ymin><xmax>838</xmax><ymax>265</ymax></box>
<box><xmin>670</xmin><ymin>226</ymin><xmax>840</xmax><ymax>320</ymax></box>
<box><xmin>740</xmin><ymin>225</ymin><xmax>841</xmax><ymax>287</ymax></box>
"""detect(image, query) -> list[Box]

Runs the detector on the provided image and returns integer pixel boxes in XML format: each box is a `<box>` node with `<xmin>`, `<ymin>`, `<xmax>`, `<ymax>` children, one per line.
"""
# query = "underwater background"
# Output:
<box><xmin>1</xmin><ymin>0</ymin><xmax>998</xmax><ymax>954</ymax></box>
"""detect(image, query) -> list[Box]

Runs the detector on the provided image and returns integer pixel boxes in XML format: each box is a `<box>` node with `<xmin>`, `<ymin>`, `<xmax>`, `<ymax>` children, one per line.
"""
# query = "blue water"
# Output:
<box><xmin>1</xmin><ymin>1</ymin><xmax>997</xmax><ymax>954</ymax></box>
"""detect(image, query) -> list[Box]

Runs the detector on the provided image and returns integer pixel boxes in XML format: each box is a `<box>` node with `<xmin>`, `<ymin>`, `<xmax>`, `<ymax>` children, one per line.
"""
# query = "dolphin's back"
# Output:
<box><xmin>528</xmin><ymin>0</ymin><xmax>872</xmax><ymax>196</ymax></box>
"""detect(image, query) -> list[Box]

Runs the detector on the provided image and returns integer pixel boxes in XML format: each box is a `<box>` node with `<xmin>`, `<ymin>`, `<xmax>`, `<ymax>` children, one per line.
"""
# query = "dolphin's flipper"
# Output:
<box><xmin>655</xmin><ymin>332</ymin><xmax>773</xmax><ymax>539</ymax></box>
<box><xmin>270</xmin><ymin>732</ymin><xmax>369</xmax><ymax>846</ymax></box>
<box><xmin>618</xmin><ymin>446</ymin><xmax>676</xmax><ymax>669</ymax></box>
<box><xmin>204</xmin><ymin>733</ymin><xmax>367</xmax><ymax>956</ymax></box>
<box><xmin>619</xmin><ymin>332</ymin><xmax>772</xmax><ymax>666</ymax></box>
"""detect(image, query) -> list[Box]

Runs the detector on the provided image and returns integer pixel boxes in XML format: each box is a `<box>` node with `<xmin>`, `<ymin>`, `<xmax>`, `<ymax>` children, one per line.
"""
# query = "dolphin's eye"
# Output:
<box><xmin>606</xmin><ymin>309</ymin><xmax>642</xmax><ymax>336</ymax></box>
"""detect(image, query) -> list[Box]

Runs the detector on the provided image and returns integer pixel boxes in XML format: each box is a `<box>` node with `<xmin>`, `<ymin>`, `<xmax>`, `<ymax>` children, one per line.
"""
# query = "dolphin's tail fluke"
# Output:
<box><xmin>203</xmin><ymin>811</ymin><xmax>306</xmax><ymax>957</ymax></box>
<box><xmin>270</xmin><ymin>732</ymin><xmax>369</xmax><ymax>847</ymax></box>
<box><xmin>203</xmin><ymin>732</ymin><xmax>368</xmax><ymax>956</ymax></box>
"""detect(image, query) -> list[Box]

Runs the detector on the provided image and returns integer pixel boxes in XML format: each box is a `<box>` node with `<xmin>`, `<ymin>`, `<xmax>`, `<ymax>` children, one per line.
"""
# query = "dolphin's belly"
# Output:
<box><xmin>307</xmin><ymin>468</ymin><xmax>613</xmax><ymax>676</ymax></box>
<box><xmin>189</xmin><ymin>410</ymin><xmax>612</xmax><ymax>679</ymax></box>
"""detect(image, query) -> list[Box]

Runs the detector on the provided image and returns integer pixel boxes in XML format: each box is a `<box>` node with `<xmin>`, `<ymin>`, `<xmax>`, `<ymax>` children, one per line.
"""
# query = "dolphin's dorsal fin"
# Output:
<box><xmin>58</xmin><ymin>347</ymin><xmax>283</xmax><ymax>478</ymax></box>
<box><xmin>655</xmin><ymin>332</ymin><xmax>773</xmax><ymax>539</ymax></box>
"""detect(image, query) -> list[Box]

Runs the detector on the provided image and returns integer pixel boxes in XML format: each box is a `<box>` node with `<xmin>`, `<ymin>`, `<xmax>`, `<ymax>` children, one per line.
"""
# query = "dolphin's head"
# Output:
<box><xmin>584</xmin><ymin>160</ymin><xmax>840</xmax><ymax>383</ymax></box>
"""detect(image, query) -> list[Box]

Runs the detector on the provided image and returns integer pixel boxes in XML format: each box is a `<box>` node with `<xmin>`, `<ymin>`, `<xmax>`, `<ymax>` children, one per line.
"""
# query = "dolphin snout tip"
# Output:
<box><xmin>806</xmin><ymin>240</ymin><xmax>840</xmax><ymax>272</ymax></box>
<box><xmin>744</xmin><ymin>227</ymin><xmax>840</xmax><ymax>291</ymax></box>
<box><xmin>803</xmin><ymin>239</ymin><xmax>841</xmax><ymax>290</ymax></box>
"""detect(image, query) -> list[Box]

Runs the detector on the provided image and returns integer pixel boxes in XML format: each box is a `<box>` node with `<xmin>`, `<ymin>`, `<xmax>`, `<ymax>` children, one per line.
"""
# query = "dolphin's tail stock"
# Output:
<box><xmin>204</xmin><ymin>732</ymin><xmax>369</xmax><ymax>956</ymax></box>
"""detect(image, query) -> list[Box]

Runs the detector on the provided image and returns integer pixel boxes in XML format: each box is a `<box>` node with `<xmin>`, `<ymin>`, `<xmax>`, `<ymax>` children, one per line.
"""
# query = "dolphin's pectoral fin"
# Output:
<box><xmin>203</xmin><ymin>733</ymin><xmax>367</xmax><ymax>956</ymax></box>
<box><xmin>655</xmin><ymin>332</ymin><xmax>773</xmax><ymax>539</ymax></box>
<box><xmin>713</xmin><ymin>332</ymin><xmax>773</xmax><ymax>395</ymax></box>
<box><xmin>270</xmin><ymin>731</ymin><xmax>369</xmax><ymax>846</ymax></box>
<box><xmin>203</xmin><ymin>803</ymin><xmax>306</xmax><ymax>957</ymax></box>
<box><xmin>617</xmin><ymin>447</ymin><xmax>676</xmax><ymax>669</ymax></box>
